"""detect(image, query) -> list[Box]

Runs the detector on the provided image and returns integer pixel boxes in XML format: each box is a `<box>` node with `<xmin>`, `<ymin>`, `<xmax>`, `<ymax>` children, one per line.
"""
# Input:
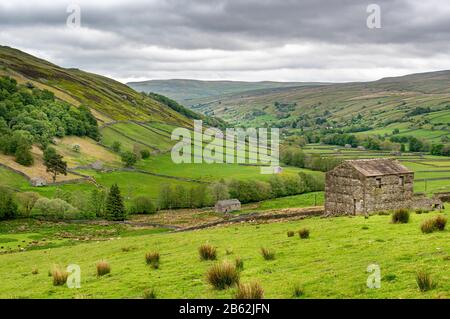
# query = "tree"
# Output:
<box><xmin>158</xmin><ymin>184</ymin><xmax>173</xmax><ymax>210</ymax></box>
<box><xmin>16</xmin><ymin>192</ymin><xmax>40</xmax><ymax>217</ymax></box>
<box><xmin>0</xmin><ymin>187</ymin><xmax>18</xmax><ymax>220</ymax></box>
<box><xmin>131</xmin><ymin>196</ymin><xmax>156</xmax><ymax>214</ymax></box>
<box><xmin>208</xmin><ymin>181</ymin><xmax>229</xmax><ymax>202</ymax></box>
<box><xmin>105</xmin><ymin>184</ymin><xmax>126</xmax><ymax>221</ymax></box>
<box><xmin>43</xmin><ymin>147</ymin><xmax>67</xmax><ymax>183</ymax></box>
<box><xmin>15</xmin><ymin>143</ymin><xmax>34</xmax><ymax>166</ymax></box>
<box><xmin>89</xmin><ymin>189</ymin><xmax>107</xmax><ymax>218</ymax></box>
<box><xmin>121</xmin><ymin>151</ymin><xmax>137</xmax><ymax>167</ymax></box>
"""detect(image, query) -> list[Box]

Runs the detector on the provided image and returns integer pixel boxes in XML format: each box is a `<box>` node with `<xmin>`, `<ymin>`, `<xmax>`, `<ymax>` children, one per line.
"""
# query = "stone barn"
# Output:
<box><xmin>215</xmin><ymin>199</ymin><xmax>241</xmax><ymax>213</ymax></box>
<box><xmin>325</xmin><ymin>159</ymin><xmax>414</xmax><ymax>216</ymax></box>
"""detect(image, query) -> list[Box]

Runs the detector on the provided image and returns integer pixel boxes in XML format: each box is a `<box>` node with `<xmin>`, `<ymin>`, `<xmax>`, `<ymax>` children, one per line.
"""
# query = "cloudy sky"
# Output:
<box><xmin>1</xmin><ymin>0</ymin><xmax>450</xmax><ymax>83</ymax></box>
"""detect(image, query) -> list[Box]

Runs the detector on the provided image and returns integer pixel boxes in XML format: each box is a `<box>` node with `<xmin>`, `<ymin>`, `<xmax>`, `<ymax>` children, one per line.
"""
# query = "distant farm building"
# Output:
<box><xmin>30</xmin><ymin>177</ymin><xmax>47</xmax><ymax>187</ymax></box>
<box><xmin>325</xmin><ymin>159</ymin><xmax>414</xmax><ymax>215</ymax></box>
<box><xmin>215</xmin><ymin>199</ymin><xmax>241</xmax><ymax>213</ymax></box>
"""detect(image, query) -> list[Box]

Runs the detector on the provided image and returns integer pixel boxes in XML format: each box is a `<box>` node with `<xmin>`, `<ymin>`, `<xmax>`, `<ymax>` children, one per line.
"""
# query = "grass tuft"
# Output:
<box><xmin>143</xmin><ymin>288</ymin><xmax>157</xmax><ymax>299</ymax></box>
<box><xmin>51</xmin><ymin>266</ymin><xmax>68</xmax><ymax>286</ymax></box>
<box><xmin>298</xmin><ymin>228</ymin><xmax>310</xmax><ymax>239</ymax></box>
<box><xmin>96</xmin><ymin>260</ymin><xmax>111</xmax><ymax>277</ymax></box>
<box><xmin>206</xmin><ymin>260</ymin><xmax>240</xmax><ymax>290</ymax></box>
<box><xmin>235</xmin><ymin>256</ymin><xmax>244</xmax><ymax>271</ymax></box>
<box><xmin>416</xmin><ymin>270</ymin><xmax>436</xmax><ymax>292</ymax></box>
<box><xmin>235</xmin><ymin>282</ymin><xmax>264</xmax><ymax>299</ymax></box>
<box><xmin>391</xmin><ymin>209</ymin><xmax>410</xmax><ymax>224</ymax></box>
<box><xmin>261</xmin><ymin>247</ymin><xmax>275</xmax><ymax>260</ymax></box>
<box><xmin>145</xmin><ymin>251</ymin><xmax>160</xmax><ymax>269</ymax></box>
<box><xmin>421</xmin><ymin>215</ymin><xmax>447</xmax><ymax>233</ymax></box>
<box><xmin>287</xmin><ymin>231</ymin><xmax>295</xmax><ymax>237</ymax></box>
<box><xmin>199</xmin><ymin>244</ymin><xmax>217</xmax><ymax>261</ymax></box>
<box><xmin>292</xmin><ymin>283</ymin><xmax>304</xmax><ymax>298</ymax></box>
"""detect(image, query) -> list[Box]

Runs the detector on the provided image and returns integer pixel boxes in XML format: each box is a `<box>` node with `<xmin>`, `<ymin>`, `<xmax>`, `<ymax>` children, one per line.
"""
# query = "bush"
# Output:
<box><xmin>96</xmin><ymin>261</ymin><xmax>111</xmax><ymax>276</ymax></box>
<box><xmin>421</xmin><ymin>215</ymin><xmax>447</xmax><ymax>233</ymax></box>
<box><xmin>206</xmin><ymin>261</ymin><xmax>240</xmax><ymax>290</ymax></box>
<box><xmin>391</xmin><ymin>209</ymin><xmax>410</xmax><ymax>224</ymax></box>
<box><xmin>261</xmin><ymin>247</ymin><xmax>275</xmax><ymax>260</ymax></box>
<box><xmin>416</xmin><ymin>270</ymin><xmax>436</xmax><ymax>292</ymax></box>
<box><xmin>111</xmin><ymin>141</ymin><xmax>121</xmax><ymax>153</ymax></box>
<box><xmin>31</xmin><ymin>198</ymin><xmax>79</xmax><ymax>220</ymax></box>
<box><xmin>235</xmin><ymin>257</ymin><xmax>244</xmax><ymax>271</ymax></box>
<box><xmin>143</xmin><ymin>288</ymin><xmax>157</xmax><ymax>299</ymax></box>
<box><xmin>51</xmin><ymin>266</ymin><xmax>68</xmax><ymax>286</ymax></box>
<box><xmin>140</xmin><ymin>149</ymin><xmax>151</xmax><ymax>159</ymax></box>
<box><xmin>199</xmin><ymin>244</ymin><xmax>217</xmax><ymax>261</ymax></box>
<box><xmin>15</xmin><ymin>144</ymin><xmax>33</xmax><ymax>166</ymax></box>
<box><xmin>131</xmin><ymin>196</ymin><xmax>156</xmax><ymax>214</ymax></box>
<box><xmin>121</xmin><ymin>151</ymin><xmax>138</xmax><ymax>167</ymax></box>
<box><xmin>235</xmin><ymin>282</ymin><xmax>264</xmax><ymax>299</ymax></box>
<box><xmin>287</xmin><ymin>231</ymin><xmax>295</xmax><ymax>237</ymax></box>
<box><xmin>145</xmin><ymin>251</ymin><xmax>160</xmax><ymax>269</ymax></box>
<box><xmin>298</xmin><ymin>228</ymin><xmax>310</xmax><ymax>239</ymax></box>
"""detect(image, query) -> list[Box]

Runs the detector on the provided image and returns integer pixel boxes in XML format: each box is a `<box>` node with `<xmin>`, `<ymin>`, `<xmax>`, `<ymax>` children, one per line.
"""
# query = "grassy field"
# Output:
<box><xmin>0</xmin><ymin>209</ymin><xmax>448</xmax><ymax>299</ymax></box>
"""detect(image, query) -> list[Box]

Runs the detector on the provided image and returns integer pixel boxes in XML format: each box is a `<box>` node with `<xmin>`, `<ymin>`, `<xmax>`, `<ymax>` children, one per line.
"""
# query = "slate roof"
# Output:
<box><xmin>345</xmin><ymin>158</ymin><xmax>413</xmax><ymax>177</ymax></box>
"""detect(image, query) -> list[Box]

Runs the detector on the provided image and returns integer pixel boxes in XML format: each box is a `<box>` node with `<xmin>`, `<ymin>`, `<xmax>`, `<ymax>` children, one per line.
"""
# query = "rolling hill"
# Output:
<box><xmin>166</xmin><ymin>71</ymin><xmax>450</xmax><ymax>144</ymax></box>
<box><xmin>126</xmin><ymin>79</ymin><xmax>327</xmax><ymax>107</ymax></box>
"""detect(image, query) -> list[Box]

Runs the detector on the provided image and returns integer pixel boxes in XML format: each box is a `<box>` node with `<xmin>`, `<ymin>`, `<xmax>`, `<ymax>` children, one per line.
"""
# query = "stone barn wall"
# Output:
<box><xmin>363</xmin><ymin>173</ymin><xmax>414</xmax><ymax>212</ymax></box>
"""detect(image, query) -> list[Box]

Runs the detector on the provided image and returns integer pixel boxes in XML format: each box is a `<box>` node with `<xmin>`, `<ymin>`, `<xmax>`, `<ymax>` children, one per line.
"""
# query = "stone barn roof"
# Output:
<box><xmin>345</xmin><ymin>159</ymin><xmax>413</xmax><ymax>177</ymax></box>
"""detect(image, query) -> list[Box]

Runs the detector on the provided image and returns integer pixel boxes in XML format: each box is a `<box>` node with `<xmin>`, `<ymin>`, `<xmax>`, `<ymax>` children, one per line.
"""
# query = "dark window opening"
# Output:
<box><xmin>376</xmin><ymin>178</ymin><xmax>382</xmax><ymax>188</ymax></box>
<box><xmin>399</xmin><ymin>176</ymin><xmax>405</xmax><ymax>186</ymax></box>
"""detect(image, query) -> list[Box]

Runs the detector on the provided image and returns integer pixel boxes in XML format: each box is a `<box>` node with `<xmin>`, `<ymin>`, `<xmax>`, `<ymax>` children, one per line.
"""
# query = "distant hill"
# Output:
<box><xmin>0</xmin><ymin>46</ymin><xmax>192</xmax><ymax>127</ymax></box>
<box><xmin>177</xmin><ymin>70</ymin><xmax>450</xmax><ymax>144</ymax></box>
<box><xmin>126</xmin><ymin>79</ymin><xmax>327</xmax><ymax>107</ymax></box>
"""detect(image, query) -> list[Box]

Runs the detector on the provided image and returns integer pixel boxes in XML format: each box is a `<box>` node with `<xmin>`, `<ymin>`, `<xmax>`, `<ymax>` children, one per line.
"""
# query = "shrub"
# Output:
<box><xmin>206</xmin><ymin>261</ymin><xmax>240</xmax><ymax>290</ymax></box>
<box><xmin>111</xmin><ymin>141</ymin><xmax>121</xmax><ymax>153</ymax></box>
<box><xmin>199</xmin><ymin>244</ymin><xmax>217</xmax><ymax>261</ymax></box>
<box><xmin>31</xmin><ymin>198</ymin><xmax>79</xmax><ymax>220</ymax></box>
<box><xmin>416</xmin><ymin>270</ymin><xmax>436</xmax><ymax>292</ymax></box>
<box><xmin>51</xmin><ymin>266</ymin><xmax>68</xmax><ymax>286</ymax></box>
<box><xmin>140</xmin><ymin>149</ymin><xmax>151</xmax><ymax>159</ymax></box>
<box><xmin>287</xmin><ymin>231</ymin><xmax>295</xmax><ymax>237</ymax></box>
<box><xmin>235</xmin><ymin>282</ymin><xmax>264</xmax><ymax>299</ymax></box>
<box><xmin>261</xmin><ymin>247</ymin><xmax>275</xmax><ymax>260</ymax></box>
<box><xmin>0</xmin><ymin>187</ymin><xmax>18</xmax><ymax>220</ymax></box>
<box><xmin>96</xmin><ymin>261</ymin><xmax>111</xmax><ymax>276</ymax></box>
<box><xmin>293</xmin><ymin>284</ymin><xmax>304</xmax><ymax>298</ymax></box>
<box><xmin>121</xmin><ymin>151</ymin><xmax>137</xmax><ymax>167</ymax></box>
<box><xmin>391</xmin><ymin>209</ymin><xmax>410</xmax><ymax>224</ymax></box>
<box><xmin>145</xmin><ymin>251</ymin><xmax>160</xmax><ymax>269</ymax></box>
<box><xmin>298</xmin><ymin>228</ymin><xmax>310</xmax><ymax>239</ymax></box>
<box><xmin>143</xmin><ymin>288</ymin><xmax>157</xmax><ymax>299</ymax></box>
<box><xmin>131</xmin><ymin>196</ymin><xmax>156</xmax><ymax>214</ymax></box>
<box><xmin>235</xmin><ymin>257</ymin><xmax>244</xmax><ymax>271</ymax></box>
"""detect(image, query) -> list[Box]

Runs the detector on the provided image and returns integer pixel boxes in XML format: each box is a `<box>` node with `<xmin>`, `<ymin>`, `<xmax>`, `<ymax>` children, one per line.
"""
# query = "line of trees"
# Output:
<box><xmin>281</xmin><ymin>147</ymin><xmax>342</xmax><ymax>172</ymax></box>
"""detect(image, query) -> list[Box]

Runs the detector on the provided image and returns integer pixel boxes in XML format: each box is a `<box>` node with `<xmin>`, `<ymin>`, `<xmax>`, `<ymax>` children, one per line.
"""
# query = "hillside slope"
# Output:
<box><xmin>189</xmin><ymin>71</ymin><xmax>450</xmax><ymax>143</ymax></box>
<box><xmin>127</xmin><ymin>78</ymin><xmax>327</xmax><ymax>107</ymax></box>
<box><xmin>0</xmin><ymin>46</ymin><xmax>191</xmax><ymax>126</ymax></box>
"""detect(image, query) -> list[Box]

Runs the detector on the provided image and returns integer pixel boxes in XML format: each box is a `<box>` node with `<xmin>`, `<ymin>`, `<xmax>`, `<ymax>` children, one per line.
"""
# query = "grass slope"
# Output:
<box><xmin>0</xmin><ymin>210</ymin><xmax>448</xmax><ymax>298</ymax></box>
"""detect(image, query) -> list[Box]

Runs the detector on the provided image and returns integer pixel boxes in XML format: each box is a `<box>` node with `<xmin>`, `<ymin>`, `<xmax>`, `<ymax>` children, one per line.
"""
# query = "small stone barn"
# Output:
<box><xmin>325</xmin><ymin>159</ymin><xmax>414</xmax><ymax>216</ymax></box>
<box><xmin>215</xmin><ymin>199</ymin><xmax>241</xmax><ymax>213</ymax></box>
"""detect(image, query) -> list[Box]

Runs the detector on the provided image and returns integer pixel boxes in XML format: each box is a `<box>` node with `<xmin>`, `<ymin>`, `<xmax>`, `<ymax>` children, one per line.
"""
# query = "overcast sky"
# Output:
<box><xmin>1</xmin><ymin>0</ymin><xmax>450</xmax><ymax>83</ymax></box>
